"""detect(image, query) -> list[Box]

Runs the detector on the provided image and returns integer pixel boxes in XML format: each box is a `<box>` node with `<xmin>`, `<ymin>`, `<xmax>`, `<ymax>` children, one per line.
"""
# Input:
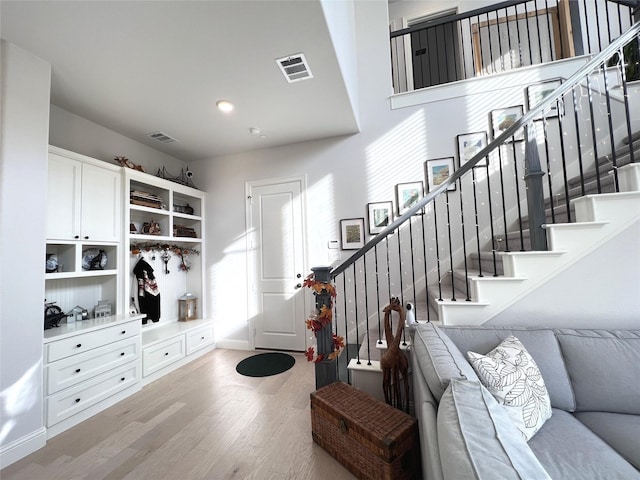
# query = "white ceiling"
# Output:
<box><xmin>1</xmin><ymin>0</ymin><xmax>360</xmax><ymax>162</ymax></box>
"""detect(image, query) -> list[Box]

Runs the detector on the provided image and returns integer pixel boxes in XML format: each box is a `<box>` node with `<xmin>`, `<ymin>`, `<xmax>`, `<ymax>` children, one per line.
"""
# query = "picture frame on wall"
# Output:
<box><xmin>491</xmin><ymin>105</ymin><xmax>524</xmax><ymax>142</ymax></box>
<box><xmin>425</xmin><ymin>157</ymin><xmax>456</xmax><ymax>192</ymax></box>
<box><xmin>457</xmin><ymin>132</ymin><xmax>488</xmax><ymax>168</ymax></box>
<box><xmin>395</xmin><ymin>182</ymin><xmax>424</xmax><ymax>216</ymax></box>
<box><xmin>340</xmin><ymin>218</ymin><xmax>365</xmax><ymax>250</ymax></box>
<box><xmin>367</xmin><ymin>201</ymin><xmax>393</xmax><ymax>235</ymax></box>
<box><xmin>526</xmin><ymin>79</ymin><xmax>563</xmax><ymax>120</ymax></box>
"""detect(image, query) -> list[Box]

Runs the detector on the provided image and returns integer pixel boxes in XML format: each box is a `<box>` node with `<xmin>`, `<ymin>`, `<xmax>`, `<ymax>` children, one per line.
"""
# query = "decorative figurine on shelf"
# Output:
<box><xmin>141</xmin><ymin>220</ymin><xmax>161</xmax><ymax>235</ymax></box>
<box><xmin>115</xmin><ymin>155</ymin><xmax>145</xmax><ymax>172</ymax></box>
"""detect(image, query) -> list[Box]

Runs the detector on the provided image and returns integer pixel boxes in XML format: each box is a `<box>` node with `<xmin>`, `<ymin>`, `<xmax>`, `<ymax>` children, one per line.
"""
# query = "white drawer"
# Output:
<box><xmin>45</xmin><ymin>336</ymin><xmax>140</xmax><ymax>395</ymax></box>
<box><xmin>142</xmin><ymin>335</ymin><xmax>185</xmax><ymax>377</ymax></box>
<box><xmin>46</xmin><ymin>361</ymin><xmax>139</xmax><ymax>426</ymax></box>
<box><xmin>186</xmin><ymin>325</ymin><xmax>214</xmax><ymax>355</ymax></box>
<box><xmin>46</xmin><ymin>321</ymin><xmax>140</xmax><ymax>362</ymax></box>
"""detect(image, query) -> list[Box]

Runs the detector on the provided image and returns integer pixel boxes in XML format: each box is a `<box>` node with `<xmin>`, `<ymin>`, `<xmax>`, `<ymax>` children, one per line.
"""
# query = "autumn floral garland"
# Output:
<box><xmin>303</xmin><ymin>273</ymin><xmax>345</xmax><ymax>363</ymax></box>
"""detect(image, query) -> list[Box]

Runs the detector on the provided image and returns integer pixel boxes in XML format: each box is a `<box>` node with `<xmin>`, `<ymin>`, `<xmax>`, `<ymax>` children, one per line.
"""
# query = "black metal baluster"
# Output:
<box><xmin>373</xmin><ymin>244</ymin><xmax>382</xmax><ymax>344</ymax></box>
<box><xmin>510</xmin><ymin>137</ymin><xmax>525</xmax><ymax>251</ymax></box>
<box><xmin>533</xmin><ymin>0</ymin><xmax>544</xmax><ymax>64</ymax></box>
<box><xmin>397</xmin><ymin>223</ymin><xmax>404</xmax><ymax>305</ymax></box>
<box><xmin>445</xmin><ymin>191</ymin><xmax>456</xmax><ymax>301</ymax></box>
<box><xmin>619</xmin><ymin>42</ymin><xmax>636</xmax><ymax>167</ymax></box>
<box><xmin>385</xmin><ymin>235</ymin><xmax>392</xmax><ymax>318</ymax></box>
<box><xmin>514</xmin><ymin>3</ymin><xmax>524</xmax><ymax>68</ymax></box>
<box><xmin>605</xmin><ymin>0</ymin><xmax>613</xmax><ymax>45</ymax></box>
<box><xmin>584</xmin><ymin>0</ymin><xmax>593</xmax><ymax>54</ymax></box>
<box><xmin>497</xmin><ymin>145</ymin><xmax>510</xmax><ymax>252</ymax></box>
<box><xmin>409</xmin><ymin>217</ymin><xmax>417</xmax><ymax>314</ymax></box>
<box><xmin>484</xmin><ymin>157</ymin><xmax>499</xmax><ymax>276</ymax></box>
<box><xmin>486</xmin><ymin>12</ymin><xmax>496</xmax><ymax>74</ymax></box>
<box><xmin>458</xmin><ymin>178</ymin><xmax>471</xmax><ymax>300</ymax></box>
<box><xmin>524</xmin><ymin>1</ymin><xmax>534</xmax><ymax>66</ymax></box>
<box><xmin>595</xmin><ymin>1</ymin><xmax>603</xmax><ymax>53</ymax></box>
<box><xmin>433</xmin><ymin>198</ymin><xmax>443</xmax><ymax>300</ymax></box>
<box><xmin>495</xmin><ymin>10</ymin><xmax>506</xmax><ymax>73</ymax></box>
<box><xmin>352</xmin><ymin>263</ymin><xmax>365</xmax><ymax>366</ymax></box>
<box><xmin>471</xmin><ymin>165</ymin><xmax>483</xmax><ymax>278</ymax></box>
<box><xmin>545</xmin><ymin>0</ymin><xmax>556</xmax><ymax>61</ymax></box>
<box><xmin>539</xmin><ymin>114</ymin><xmax>556</xmax><ymax>222</ymax></box>
<box><xmin>602</xmin><ymin>59</ymin><xmax>619</xmax><ymax>191</ymax></box>
<box><xmin>362</xmin><ymin>253</ymin><xmax>371</xmax><ymax>364</ymax></box>
<box><xmin>476</xmin><ymin>15</ymin><xmax>485</xmax><ymax>75</ymax></box>
<box><xmin>586</xmin><ymin>73</ymin><xmax>603</xmax><ymax>193</ymax></box>
<box><xmin>421</xmin><ymin>209</ymin><xmax>430</xmax><ymax>322</ymax></box>
<box><xmin>504</xmin><ymin>7</ymin><xmax>513</xmax><ymax>70</ymax></box>
<box><xmin>556</xmin><ymin>88</ymin><xmax>571</xmax><ymax>222</ymax></box>
<box><xmin>571</xmin><ymin>85</ymin><xmax>587</xmax><ymax>196</ymax></box>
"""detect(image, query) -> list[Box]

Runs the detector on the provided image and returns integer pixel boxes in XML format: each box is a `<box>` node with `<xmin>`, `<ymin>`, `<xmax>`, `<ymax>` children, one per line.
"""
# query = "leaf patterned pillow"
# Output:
<box><xmin>467</xmin><ymin>335</ymin><xmax>552</xmax><ymax>441</ymax></box>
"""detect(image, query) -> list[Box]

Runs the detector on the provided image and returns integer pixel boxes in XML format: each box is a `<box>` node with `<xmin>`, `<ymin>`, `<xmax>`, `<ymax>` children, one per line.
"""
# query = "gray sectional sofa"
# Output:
<box><xmin>410</xmin><ymin>323</ymin><xmax>640</xmax><ymax>480</ymax></box>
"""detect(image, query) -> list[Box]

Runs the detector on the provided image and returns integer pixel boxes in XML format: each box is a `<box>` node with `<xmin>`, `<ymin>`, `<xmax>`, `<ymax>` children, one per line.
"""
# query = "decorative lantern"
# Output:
<box><xmin>178</xmin><ymin>293</ymin><xmax>197</xmax><ymax>321</ymax></box>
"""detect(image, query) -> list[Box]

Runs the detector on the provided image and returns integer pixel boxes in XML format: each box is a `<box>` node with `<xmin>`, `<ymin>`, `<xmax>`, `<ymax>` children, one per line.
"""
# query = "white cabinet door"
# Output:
<box><xmin>46</xmin><ymin>152</ymin><xmax>121</xmax><ymax>242</ymax></box>
<box><xmin>81</xmin><ymin>164</ymin><xmax>121</xmax><ymax>242</ymax></box>
<box><xmin>47</xmin><ymin>153</ymin><xmax>82</xmax><ymax>240</ymax></box>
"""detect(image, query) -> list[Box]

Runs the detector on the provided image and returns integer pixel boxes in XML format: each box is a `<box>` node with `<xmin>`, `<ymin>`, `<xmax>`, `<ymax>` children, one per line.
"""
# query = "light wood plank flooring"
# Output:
<box><xmin>1</xmin><ymin>349</ymin><xmax>356</xmax><ymax>480</ymax></box>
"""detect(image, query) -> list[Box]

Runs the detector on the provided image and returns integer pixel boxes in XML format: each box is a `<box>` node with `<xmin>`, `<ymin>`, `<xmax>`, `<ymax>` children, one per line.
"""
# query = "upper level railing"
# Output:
<box><xmin>390</xmin><ymin>0</ymin><xmax>639</xmax><ymax>93</ymax></box>
<box><xmin>316</xmin><ymin>21</ymin><xmax>639</xmax><ymax>387</ymax></box>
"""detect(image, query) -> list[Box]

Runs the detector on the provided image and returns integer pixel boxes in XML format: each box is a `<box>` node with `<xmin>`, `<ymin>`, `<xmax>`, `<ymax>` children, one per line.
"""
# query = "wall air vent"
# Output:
<box><xmin>147</xmin><ymin>131</ymin><xmax>178</xmax><ymax>143</ymax></box>
<box><xmin>276</xmin><ymin>53</ymin><xmax>313</xmax><ymax>83</ymax></box>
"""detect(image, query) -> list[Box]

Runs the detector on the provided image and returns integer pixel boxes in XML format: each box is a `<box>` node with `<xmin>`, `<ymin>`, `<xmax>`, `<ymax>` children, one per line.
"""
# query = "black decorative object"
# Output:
<box><xmin>156</xmin><ymin>166</ymin><xmax>197</xmax><ymax>189</ymax></box>
<box><xmin>44</xmin><ymin>301</ymin><xmax>68</xmax><ymax>330</ymax></box>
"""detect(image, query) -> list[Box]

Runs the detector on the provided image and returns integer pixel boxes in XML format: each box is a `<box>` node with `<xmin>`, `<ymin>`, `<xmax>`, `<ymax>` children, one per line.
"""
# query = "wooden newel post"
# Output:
<box><xmin>524</xmin><ymin>123</ymin><xmax>548</xmax><ymax>251</ymax></box>
<box><xmin>311</xmin><ymin>266</ymin><xmax>337</xmax><ymax>389</ymax></box>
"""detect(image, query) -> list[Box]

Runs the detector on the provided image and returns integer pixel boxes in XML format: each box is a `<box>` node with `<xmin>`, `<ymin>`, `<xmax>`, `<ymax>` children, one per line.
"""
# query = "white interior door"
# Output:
<box><xmin>247</xmin><ymin>177</ymin><xmax>306</xmax><ymax>351</ymax></box>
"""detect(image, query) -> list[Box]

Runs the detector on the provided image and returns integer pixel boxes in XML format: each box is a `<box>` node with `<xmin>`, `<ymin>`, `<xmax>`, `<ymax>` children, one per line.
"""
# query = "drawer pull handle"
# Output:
<box><xmin>121</xmin><ymin>377</ymin><xmax>125</xmax><ymax>381</ymax></box>
<box><xmin>121</xmin><ymin>330</ymin><xmax>126</xmax><ymax>334</ymax></box>
<box><xmin>76</xmin><ymin>344</ymin><xmax>82</xmax><ymax>348</ymax></box>
<box><xmin>75</xmin><ymin>368</ymin><xmax>81</xmax><ymax>373</ymax></box>
<box><xmin>165</xmin><ymin>352</ymin><xmax>169</xmax><ymax>356</ymax></box>
<box><xmin>201</xmin><ymin>336</ymin><xmax>205</xmax><ymax>340</ymax></box>
<box><xmin>84</xmin><ymin>236</ymin><xmax>89</xmax><ymax>240</ymax></box>
<box><xmin>75</xmin><ymin>398</ymin><xmax>81</xmax><ymax>403</ymax></box>
<box><xmin>121</xmin><ymin>352</ymin><xmax>125</xmax><ymax>356</ymax></box>
<box><xmin>74</xmin><ymin>235</ymin><xmax>79</xmax><ymax>239</ymax></box>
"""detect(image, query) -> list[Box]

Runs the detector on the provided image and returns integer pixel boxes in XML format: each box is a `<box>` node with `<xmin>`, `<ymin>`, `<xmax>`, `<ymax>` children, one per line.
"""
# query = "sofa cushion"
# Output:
<box><xmin>528</xmin><ymin>409</ymin><xmax>640</xmax><ymax>479</ymax></box>
<box><xmin>467</xmin><ymin>335</ymin><xmax>552</xmax><ymax>441</ymax></box>
<box><xmin>442</xmin><ymin>326</ymin><xmax>576</xmax><ymax>411</ymax></box>
<box><xmin>555</xmin><ymin>329</ymin><xmax>640</xmax><ymax>414</ymax></box>
<box><xmin>575</xmin><ymin>411</ymin><xmax>640</xmax><ymax>471</ymax></box>
<box><xmin>412</xmin><ymin>323</ymin><xmax>478</xmax><ymax>402</ymax></box>
<box><xmin>437</xmin><ymin>379</ymin><xmax>552</xmax><ymax>480</ymax></box>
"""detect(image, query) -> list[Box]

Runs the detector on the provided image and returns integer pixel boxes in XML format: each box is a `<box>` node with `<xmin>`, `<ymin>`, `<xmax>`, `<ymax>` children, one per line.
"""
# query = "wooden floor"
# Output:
<box><xmin>1</xmin><ymin>349</ymin><xmax>356</xmax><ymax>480</ymax></box>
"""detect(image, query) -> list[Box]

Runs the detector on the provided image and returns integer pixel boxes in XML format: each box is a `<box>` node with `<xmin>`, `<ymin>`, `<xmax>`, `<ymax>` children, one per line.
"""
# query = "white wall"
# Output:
<box><xmin>194</xmin><ymin>0</ymin><xmax>639</xmax><ymax>349</ymax></box>
<box><xmin>50</xmin><ymin>105</ymin><xmax>187</xmax><ymax>175</ymax></box>
<box><xmin>488</xmin><ymin>221</ymin><xmax>640</xmax><ymax>328</ymax></box>
<box><xmin>0</xmin><ymin>40</ymin><xmax>50</xmax><ymax>467</ymax></box>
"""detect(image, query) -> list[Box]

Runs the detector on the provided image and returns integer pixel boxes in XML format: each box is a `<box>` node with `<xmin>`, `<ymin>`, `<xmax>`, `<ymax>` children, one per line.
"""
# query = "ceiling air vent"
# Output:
<box><xmin>276</xmin><ymin>53</ymin><xmax>313</xmax><ymax>83</ymax></box>
<box><xmin>147</xmin><ymin>131</ymin><xmax>178</xmax><ymax>144</ymax></box>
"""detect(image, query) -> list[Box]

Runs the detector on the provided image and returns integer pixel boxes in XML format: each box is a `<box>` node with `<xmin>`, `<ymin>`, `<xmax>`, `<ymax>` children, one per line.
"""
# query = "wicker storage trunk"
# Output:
<box><xmin>310</xmin><ymin>382</ymin><xmax>420</xmax><ymax>480</ymax></box>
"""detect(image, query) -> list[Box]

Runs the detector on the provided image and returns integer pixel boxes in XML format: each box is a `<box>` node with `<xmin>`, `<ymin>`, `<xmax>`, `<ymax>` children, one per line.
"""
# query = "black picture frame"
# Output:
<box><xmin>367</xmin><ymin>201</ymin><xmax>393</xmax><ymax>235</ymax></box>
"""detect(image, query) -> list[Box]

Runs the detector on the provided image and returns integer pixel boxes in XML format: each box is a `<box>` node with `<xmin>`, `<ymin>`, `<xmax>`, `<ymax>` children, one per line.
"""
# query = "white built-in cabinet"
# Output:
<box><xmin>47</xmin><ymin>149</ymin><xmax>121</xmax><ymax>242</ymax></box>
<box><xmin>43</xmin><ymin>146</ymin><xmax>214</xmax><ymax>438</ymax></box>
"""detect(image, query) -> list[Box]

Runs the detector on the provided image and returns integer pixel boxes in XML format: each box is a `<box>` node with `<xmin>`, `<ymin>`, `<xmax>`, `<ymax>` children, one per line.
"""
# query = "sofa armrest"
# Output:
<box><xmin>437</xmin><ymin>380</ymin><xmax>552</xmax><ymax>480</ymax></box>
<box><xmin>411</xmin><ymin>345</ymin><xmax>444</xmax><ymax>480</ymax></box>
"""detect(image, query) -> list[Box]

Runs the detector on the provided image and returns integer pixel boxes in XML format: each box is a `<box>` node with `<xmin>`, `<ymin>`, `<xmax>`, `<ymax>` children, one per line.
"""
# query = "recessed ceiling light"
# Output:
<box><xmin>216</xmin><ymin>100</ymin><xmax>234</xmax><ymax>112</ymax></box>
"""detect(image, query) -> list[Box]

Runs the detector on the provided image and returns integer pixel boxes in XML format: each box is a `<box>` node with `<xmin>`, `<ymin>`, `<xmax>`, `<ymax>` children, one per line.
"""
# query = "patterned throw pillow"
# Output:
<box><xmin>467</xmin><ymin>335</ymin><xmax>552</xmax><ymax>441</ymax></box>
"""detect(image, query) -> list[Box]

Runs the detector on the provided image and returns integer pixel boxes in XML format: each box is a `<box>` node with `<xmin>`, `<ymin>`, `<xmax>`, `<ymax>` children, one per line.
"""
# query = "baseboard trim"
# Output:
<box><xmin>0</xmin><ymin>426</ymin><xmax>46</xmax><ymax>469</ymax></box>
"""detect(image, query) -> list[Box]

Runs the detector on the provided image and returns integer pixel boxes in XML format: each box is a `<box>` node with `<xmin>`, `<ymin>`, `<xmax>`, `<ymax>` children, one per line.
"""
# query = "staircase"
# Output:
<box><xmin>319</xmin><ymin>23</ymin><xmax>640</xmax><ymax>395</ymax></box>
<box><xmin>430</xmin><ymin>139</ymin><xmax>640</xmax><ymax>326</ymax></box>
